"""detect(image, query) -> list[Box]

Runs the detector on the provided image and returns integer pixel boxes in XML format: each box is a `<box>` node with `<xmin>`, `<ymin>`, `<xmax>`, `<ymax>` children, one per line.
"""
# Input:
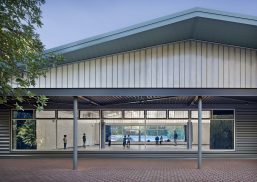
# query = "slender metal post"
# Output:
<box><xmin>73</xmin><ymin>96</ymin><xmax>78</xmax><ymax>170</ymax></box>
<box><xmin>198</xmin><ymin>96</ymin><xmax>202</xmax><ymax>169</ymax></box>
<box><xmin>187</xmin><ymin>110</ymin><xmax>192</xmax><ymax>150</ymax></box>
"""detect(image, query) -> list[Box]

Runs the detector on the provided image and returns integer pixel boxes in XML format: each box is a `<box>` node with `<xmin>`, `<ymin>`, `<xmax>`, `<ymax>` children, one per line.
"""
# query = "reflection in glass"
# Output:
<box><xmin>12</xmin><ymin>120</ymin><xmax>37</xmax><ymax>149</ymax></box>
<box><xmin>36</xmin><ymin>110</ymin><xmax>56</xmax><ymax>119</ymax></box>
<box><xmin>169</xmin><ymin>111</ymin><xmax>188</xmax><ymax>118</ymax></box>
<box><xmin>210</xmin><ymin>120</ymin><xmax>234</xmax><ymax>149</ymax></box>
<box><xmin>124</xmin><ymin>111</ymin><xmax>144</xmax><ymax>118</ymax></box>
<box><xmin>147</xmin><ymin>111</ymin><xmax>166</xmax><ymax>118</ymax></box>
<box><xmin>80</xmin><ymin>111</ymin><xmax>100</xmax><ymax>119</ymax></box>
<box><xmin>13</xmin><ymin>110</ymin><xmax>33</xmax><ymax>119</ymax></box>
<box><xmin>102</xmin><ymin>111</ymin><xmax>122</xmax><ymax>118</ymax></box>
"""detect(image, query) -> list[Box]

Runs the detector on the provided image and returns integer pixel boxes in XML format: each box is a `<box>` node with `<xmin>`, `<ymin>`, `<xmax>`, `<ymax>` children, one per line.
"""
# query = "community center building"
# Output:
<box><xmin>0</xmin><ymin>8</ymin><xmax>257</xmax><ymax>169</ymax></box>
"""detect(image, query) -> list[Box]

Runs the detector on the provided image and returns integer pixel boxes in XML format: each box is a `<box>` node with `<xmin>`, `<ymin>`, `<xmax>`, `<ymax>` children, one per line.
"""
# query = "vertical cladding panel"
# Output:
<box><xmin>157</xmin><ymin>46</ymin><xmax>163</xmax><ymax>87</ymax></box>
<box><xmin>56</xmin><ymin>66</ymin><xmax>62</xmax><ymax>88</ymax></box>
<box><xmin>134</xmin><ymin>51</ymin><xmax>140</xmax><ymax>88</ymax></box>
<box><xmin>245</xmin><ymin>50</ymin><xmax>251</xmax><ymax>88</ymax></box>
<box><xmin>196</xmin><ymin>42</ymin><xmax>202</xmax><ymax>88</ymax></box>
<box><xmin>223</xmin><ymin>47</ymin><xmax>229</xmax><ymax>88</ymax></box>
<box><xmin>89</xmin><ymin>60</ymin><xmax>96</xmax><ymax>88</ymax></box>
<box><xmin>235</xmin><ymin>48</ymin><xmax>241</xmax><ymax>88</ymax></box>
<box><xmin>167</xmin><ymin>44</ymin><xmax>174</xmax><ymax>87</ymax></box>
<box><xmin>106</xmin><ymin>56</ymin><xmax>113</xmax><ymax>88</ymax></box>
<box><xmin>184</xmin><ymin>41</ymin><xmax>190</xmax><ymax>88</ymax></box>
<box><xmin>34</xmin><ymin>76</ymin><xmax>40</xmax><ymax>88</ymax></box>
<box><xmin>101</xmin><ymin>57</ymin><xmax>107</xmax><ymax>88</ymax></box>
<box><xmin>179</xmin><ymin>42</ymin><xmax>185</xmax><ymax>88</ymax></box>
<box><xmin>145</xmin><ymin>48</ymin><xmax>152</xmax><ymax>87</ymax></box>
<box><xmin>112</xmin><ymin>55</ymin><xmax>118</xmax><ymax>88</ymax></box>
<box><xmin>78</xmin><ymin>62</ymin><xmax>85</xmax><ymax>88</ymax></box>
<box><xmin>201</xmin><ymin>42</ymin><xmax>207</xmax><ymax>88</ymax></box>
<box><xmin>29</xmin><ymin>41</ymin><xmax>257</xmax><ymax>89</ymax></box>
<box><xmin>229</xmin><ymin>47</ymin><xmax>235</xmax><ymax>88</ymax></box>
<box><xmin>0</xmin><ymin>110</ymin><xmax>10</xmax><ymax>153</ymax></box>
<box><xmin>117</xmin><ymin>54</ymin><xmax>124</xmax><ymax>87</ymax></box>
<box><xmin>174</xmin><ymin>43</ymin><xmax>180</xmax><ymax>87</ymax></box>
<box><xmin>251</xmin><ymin>50</ymin><xmax>257</xmax><ymax>88</ymax></box>
<box><xmin>206</xmin><ymin>43</ymin><xmax>213</xmax><ymax>87</ymax></box>
<box><xmin>218</xmin><ymin>45</ymin><xmax>224</xmax><ymax>88</ymax></box>
<box><xmin>236</xmin><ymin>109</ymin><xmax>257</xmax><ymax>154</ymax></box>
<box><xmin>67</xmin><ymin>64</ymin><xmax>73</xmax><ymax>88</ymax></box>
<box><xmin>95</xmin><ymin>58</ymin><xmax>101</xmax><ymax>88</ymax></box>
<box><xmin>62</xmin><ymin>65</ymin><xmax>68</xmax><ymax>88</ymax></box>
<box><xmin>240</xmin><ymin>49</ymin><xmax>246</xmax><ymax>88</ymax></box>
<box><xmin>162</xmin><ymin>45</ymin><xmax>168</xmax><ymax>87</ymax></box>
<box><xmin>129</xmin><ymin>52</ymin><xmax>135</xmax><ymax>87</ymax></box>
<box><xmin>213</xmin><ymin>44</ymin><xmax>219</xmax><ymax>88</ymax></box>
<box><xmin>190</xmin><ymin>41</ymin><xmax>197</xmax><ymax>87</ymax></box>
<box><xmin>84</xmin><ymin>61</ymin><xmax>89</xmax><ymax>88</ymax></box>
<box><xmin>151</xmin><ymin>47</ymin><xmax>157</xmax><ymax>87</ymax></box>
<box><xmin>123</xmin><ymin>53</ymin><xmax>130</xmax><ymax>87</ymax></box>
<box><xmin>72</xmin><ymin>63</ymin><xmax>79</xmax><ymax>88</ymax></box>
<box><xmin>139</xmin><ymin>50</ymin><xmax>146</xmax><ymax>88</ymax></box>
<box><xmin>45</xmin><ymin>70</ymin><xmax>51</xmax><ymax>88</ymax></box>
<box><xmin>39</xmin><ymin>75</ymin><xmax>46</xmax><ymax>88</ymax></box>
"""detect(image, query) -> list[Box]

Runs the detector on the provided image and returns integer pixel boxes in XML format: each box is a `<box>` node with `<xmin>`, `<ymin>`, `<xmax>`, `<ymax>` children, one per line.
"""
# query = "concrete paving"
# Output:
<box><xmin>0</xmin><ymin>158</ymin><xmax>256</xmax><ymax>182</ymax></box>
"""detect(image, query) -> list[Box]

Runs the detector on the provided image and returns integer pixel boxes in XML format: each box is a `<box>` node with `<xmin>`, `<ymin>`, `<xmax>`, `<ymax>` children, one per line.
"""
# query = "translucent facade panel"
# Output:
<box><xmin>80</xmin><ymin>111</ymin><xmax>100</xmax><ymax>119</ymax></box>
<box><xmin>36</xmin><ymin>119</ymin><xmax>56</xmax><ymax>150</ymax></box>
<box><xmin>191</xmin><ymin>111</ymin><xmax>211</xmax><ymax>119</ymax></box>
<box><xmin>78</xmin><ymin>120</ymin><xmax>100</xmax><ymax>147</ymax></box>
<box><xmin>58</xmin><ymin>110</ymin><xmax>73</xmax><ymax>118</ymax></box>
<box><xmin>147</xmin><ymin>111</ymin><xmax>166</xmax><ymax>118</ymax></box>
<box><xmin>169</xmin><ymin>111</ymin><xmax>188</xmax><ymax>118</ymax></box>
<box><xmin>104</xmin><ymin>120</ymin><xmax>145</xmax><ymax>124</ymax></box>
<box><xmin>57</xmin><ymin>120</ymin><xmax>73</xmax><ymax>148</ymax></box>
<box><xmin>124</xmin><ymin>110</ymin><xmax>144</xmax><ymax>118</ymax></box>
<box><xmin>102</xmin><ymin>111</ymin><xmax>122</xmax><ymax>118</ymax></box>
<box><xmin>36</xmin><ymin>110</ymin><xmax>56</xmax><ymax>119</ymax></box>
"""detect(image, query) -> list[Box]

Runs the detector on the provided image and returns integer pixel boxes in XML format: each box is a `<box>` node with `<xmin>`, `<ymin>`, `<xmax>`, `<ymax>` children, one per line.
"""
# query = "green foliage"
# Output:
<box><xmin>17</xmin><ymin>120</ymin><xmax>37</xmax><ymax>147</ymax></box>
<box><xmin>0</xmin><ymin>0</ymin><xmax>62</xmax><ymax>109</ymax></box>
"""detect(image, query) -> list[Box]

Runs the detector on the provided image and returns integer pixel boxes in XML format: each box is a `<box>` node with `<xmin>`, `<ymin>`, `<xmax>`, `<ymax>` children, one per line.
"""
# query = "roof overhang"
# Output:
<box><xmin>45</xmin><ymin>8</ymin><xmax>257</xmax><ymax>65</ymax></box>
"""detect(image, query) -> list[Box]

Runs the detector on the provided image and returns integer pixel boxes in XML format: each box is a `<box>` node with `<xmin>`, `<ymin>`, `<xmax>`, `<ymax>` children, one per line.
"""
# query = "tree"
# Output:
<box><xmin>0</xmin><ymin>0</ymin><xmax>61</xmax><ymax>110</ymax></box>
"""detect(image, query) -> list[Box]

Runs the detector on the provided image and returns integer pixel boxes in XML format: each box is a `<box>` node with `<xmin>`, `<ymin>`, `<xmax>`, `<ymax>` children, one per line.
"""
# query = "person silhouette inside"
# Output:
<box><xmin>174</xmin><ymin>130</ymin><xmax>178</xmax><ymax>146</ymax></box>
<box><xmin>63</xmin><ymin>135</ymin><xmax>67</xmax><ymax>149</ymax></box>
<box><xmin>82</xmin><ymin>133</ymin><xmax>86</xmax><ymax>148</ymax></box>
<box><xmin>123</xmin><ymin>135</ymin><xmax>127</xmax><ymax>149</ymax></box>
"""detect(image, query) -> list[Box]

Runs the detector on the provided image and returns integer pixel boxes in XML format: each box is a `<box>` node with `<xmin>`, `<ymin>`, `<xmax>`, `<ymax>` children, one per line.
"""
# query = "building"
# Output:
<box><xmin>1</xmin><ymin>8</ymin><xmax>257</xmax><ymax>169</ymax></box>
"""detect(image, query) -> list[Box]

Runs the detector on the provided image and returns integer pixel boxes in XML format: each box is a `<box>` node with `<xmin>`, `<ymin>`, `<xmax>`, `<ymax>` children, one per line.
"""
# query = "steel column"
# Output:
<box><xmin>198</xmin><ymin>96</ymin><xmax>202</xmax><ymax>169</ymax></box>
<box><xmin>73</xmin><ymin>96</ymin><xmax>78</xmax><ymax>170</ymax></box>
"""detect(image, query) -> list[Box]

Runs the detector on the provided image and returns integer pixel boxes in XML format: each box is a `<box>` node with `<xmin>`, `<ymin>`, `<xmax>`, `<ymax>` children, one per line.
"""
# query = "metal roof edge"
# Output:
<box><xmin>44</xmin><ymin>7</ymin><xmax>257</xmax><ymax>54</ymax></box>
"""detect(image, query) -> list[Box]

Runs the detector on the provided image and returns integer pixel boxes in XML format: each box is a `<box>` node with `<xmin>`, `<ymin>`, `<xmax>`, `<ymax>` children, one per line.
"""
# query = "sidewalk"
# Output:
<box><xmin>0</xmin><ymin>158</ymin><xmax>256</xmax><ymax>182</ymax></box>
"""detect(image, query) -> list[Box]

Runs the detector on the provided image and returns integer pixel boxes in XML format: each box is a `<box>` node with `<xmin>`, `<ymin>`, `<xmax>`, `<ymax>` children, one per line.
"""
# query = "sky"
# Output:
<box><xmin>37</xmin><ymin>0</ymin><xmax>257</xmax><ymax>49</ymax></box>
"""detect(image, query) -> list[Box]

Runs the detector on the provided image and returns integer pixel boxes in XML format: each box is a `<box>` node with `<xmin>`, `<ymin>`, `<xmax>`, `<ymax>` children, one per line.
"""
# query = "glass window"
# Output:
<box><xmin>147</xmin><ymin>111</ymin><xmax>166</xmax><ymax>118</ymax></box>
<box><xmin>36</xmin><ymin>110</ymin><xmax>56</xmax><ymax>119</ymax></box>
<box><xmin>13</xmin><ymin>110</ymin><xmax>33</xmax><ymax>119</ymax></box>
<box><xmin>58</xmin><ymin>110</ymin><xmax>73</xmax><ymax>118</ymax></box>
<box><xmin>102</xmin><ymin>111</ymin><xmax>122</xmax><ymax>118</ymax></box>
<box><xmin>210</xmin><ymin>120</ymin><xmax>234</xmax><ymax>149</ymax></box>
<box><xmin>124</xmin><ymin>110</ymin><xmax>144</xmax><ymax>118</ymax></box>
<box><xmin>80</xmin><ymin>111</ymin><xmax>100</xmax><ymax>119</ymax></box>
<box><xmin>213</xmin><ymin>110</ymin><xmax>234</xmax><ymax>119</ymax></box>
<box><xmin>169</xmin><ymin>111</ymin><xmax>188</xmax><ymax>118</ymax></box>
<box><xmin>191</xmin><ymin>111</ymin><xmax>211</xmax><ymax>119</ymax></box>
<box><xmin>12</xmin><ymin>120</ymin><xmax>37</xmax><ymax>150</ymax></box>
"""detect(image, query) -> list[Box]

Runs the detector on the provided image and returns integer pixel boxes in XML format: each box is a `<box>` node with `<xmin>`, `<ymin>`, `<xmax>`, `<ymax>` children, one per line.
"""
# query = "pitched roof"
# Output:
<box><xmin>45</xmin><ymin>7</ymin><xmax>257</xmax><ymax>65</ymax></box>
